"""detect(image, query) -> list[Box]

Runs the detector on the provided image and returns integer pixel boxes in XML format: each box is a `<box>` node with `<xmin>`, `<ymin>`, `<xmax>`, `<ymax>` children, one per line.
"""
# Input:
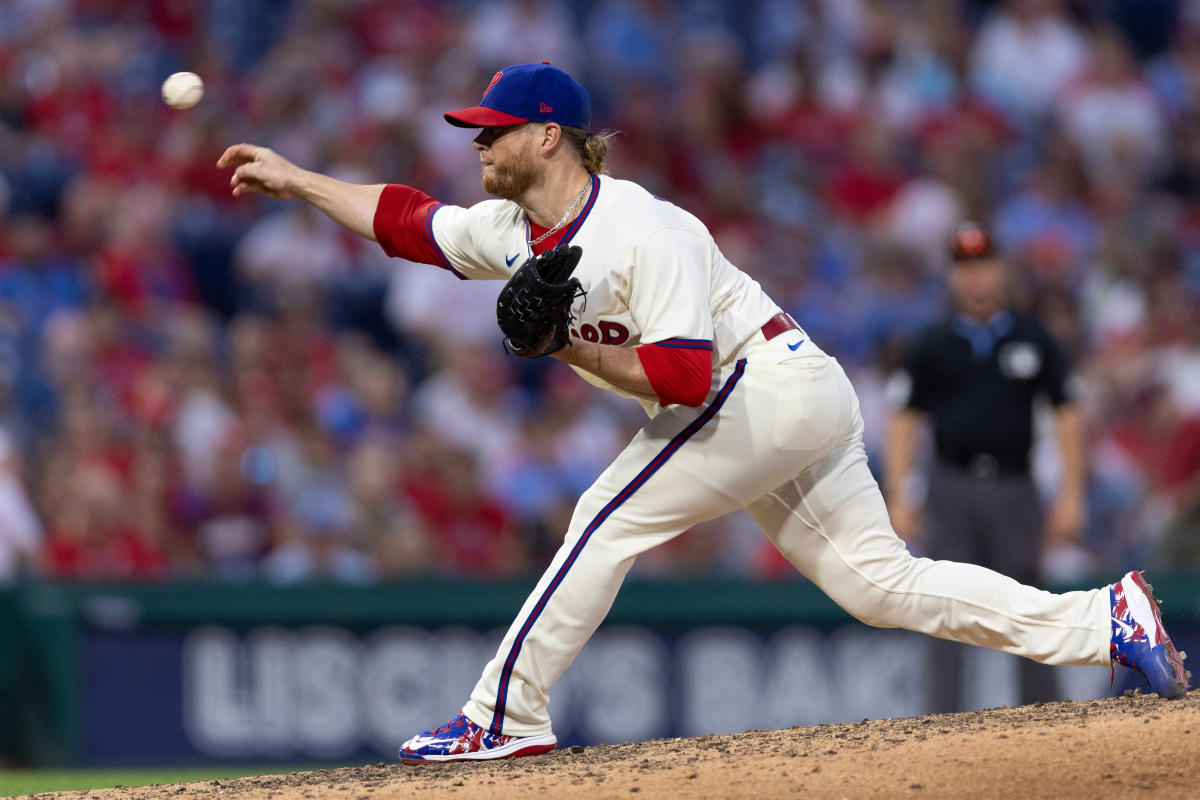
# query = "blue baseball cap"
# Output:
<box><xmin>444</xmin><ymin>62</ymin><xmax>591</xmax><ymax>131</ymax></box>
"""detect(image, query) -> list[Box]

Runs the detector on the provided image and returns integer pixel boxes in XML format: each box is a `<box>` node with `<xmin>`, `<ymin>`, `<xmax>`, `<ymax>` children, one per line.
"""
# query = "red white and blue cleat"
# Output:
<box><xmin>1110</xmin><ymin>571</ymin><xmax>1191</xmax><ymax>699</ymax></box>
<box><xmin>399</xmin><ymin>710</ymin><xmax>557</xmax><ymax>763</ymax></box>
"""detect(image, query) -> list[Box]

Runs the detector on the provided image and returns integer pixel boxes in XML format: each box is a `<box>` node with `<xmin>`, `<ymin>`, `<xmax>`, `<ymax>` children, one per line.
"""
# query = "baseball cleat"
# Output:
<box><xmin>1110</xmin><ymin>571</ymin><xmax>1190</xmax><ymax>699</ymax></box>
<box><xmin>398</xmin><ymin>710</ymin><xmax>557</xmax><ymax>763</ymax></box>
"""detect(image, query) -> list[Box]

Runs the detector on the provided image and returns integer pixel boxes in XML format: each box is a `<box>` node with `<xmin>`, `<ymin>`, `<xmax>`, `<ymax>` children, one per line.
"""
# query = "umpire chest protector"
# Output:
<box><xmin>899</xmin><ymin>311</ymin><xmax>1071</xmax><ymax>475</ymax></box>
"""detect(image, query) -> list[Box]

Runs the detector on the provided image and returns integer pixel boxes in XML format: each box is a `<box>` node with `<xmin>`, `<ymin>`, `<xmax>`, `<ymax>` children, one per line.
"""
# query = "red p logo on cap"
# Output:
<box><xmin>483</xmin><ymin>71</ymin><xmax>503</xmax><ymax>98</ymax></box>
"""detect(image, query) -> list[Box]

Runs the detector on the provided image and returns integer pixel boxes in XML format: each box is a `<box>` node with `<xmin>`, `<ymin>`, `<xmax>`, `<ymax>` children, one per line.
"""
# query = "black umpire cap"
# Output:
<box><xmin>950</xmin><ymin>223</ymin><xmax>997</xmax><ymax>262</ymax></box>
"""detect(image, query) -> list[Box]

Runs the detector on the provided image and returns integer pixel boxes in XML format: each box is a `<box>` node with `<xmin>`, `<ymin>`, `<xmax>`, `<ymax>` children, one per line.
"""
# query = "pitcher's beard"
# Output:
<box><xmin>482</xmin><ymin>152</ymin><xmax>538</xmax><ymax>200</ymax></box>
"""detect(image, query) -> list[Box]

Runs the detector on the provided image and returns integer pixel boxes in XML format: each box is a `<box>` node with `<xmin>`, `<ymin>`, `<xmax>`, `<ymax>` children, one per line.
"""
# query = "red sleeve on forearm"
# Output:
<box><xmin>372</xmin><ymin>183</ymin><xmax>456</xmax><ymax>271</ymax></box>
<box><xmin>636</xmin><ymin>339</ymin><xmax>714</xmax><ymax>407</ymax></box>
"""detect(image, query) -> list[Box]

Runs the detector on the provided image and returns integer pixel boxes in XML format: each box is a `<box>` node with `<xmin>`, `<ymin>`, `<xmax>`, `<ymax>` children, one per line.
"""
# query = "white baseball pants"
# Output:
<box><xmin>462</xmin><ymin>333</ymin><xmax>1112</xmax><ymax>736</ymax></box>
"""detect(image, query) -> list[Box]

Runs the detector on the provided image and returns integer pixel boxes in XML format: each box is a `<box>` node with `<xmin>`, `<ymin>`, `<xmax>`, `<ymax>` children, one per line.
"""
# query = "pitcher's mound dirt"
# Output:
<box><xmin>36</xmin><ymin>690</ymin><xmax>1200</xmax><ymax>800</ymax></box>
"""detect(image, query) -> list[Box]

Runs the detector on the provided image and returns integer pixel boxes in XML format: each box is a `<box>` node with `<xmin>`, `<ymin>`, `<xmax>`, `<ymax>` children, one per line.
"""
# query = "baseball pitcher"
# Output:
<box><xmin>218</xmin><ymin>62</ymin><xmax>1189</xmax><ymax>763</ymax></box>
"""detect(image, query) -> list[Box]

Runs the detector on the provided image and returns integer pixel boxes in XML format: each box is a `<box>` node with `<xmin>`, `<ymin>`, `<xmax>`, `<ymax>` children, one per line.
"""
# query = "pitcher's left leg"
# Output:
<box><xmin>747</xmin><ymin>424</ymin><xmax>1113</xmax><ymax>667</ymax></box>
<box><xmin>748</xmin><ymin>367</ymin><xmax>1189</xmax><ymax>697</ymax></box>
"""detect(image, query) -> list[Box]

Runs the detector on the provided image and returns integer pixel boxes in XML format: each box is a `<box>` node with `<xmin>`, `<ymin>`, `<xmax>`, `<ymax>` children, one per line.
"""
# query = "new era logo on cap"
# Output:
<box><xmin>444</xmin><ymin>63</ymin><xmax>591</xmax><ymax>131</ymax></box>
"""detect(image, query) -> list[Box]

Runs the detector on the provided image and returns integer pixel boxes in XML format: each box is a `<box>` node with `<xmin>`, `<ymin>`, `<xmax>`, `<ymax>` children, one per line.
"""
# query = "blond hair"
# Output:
<box><xmin>561</xmin><ymin>127</ymin><xmax>615</xmax><ymax>175</ymax></box>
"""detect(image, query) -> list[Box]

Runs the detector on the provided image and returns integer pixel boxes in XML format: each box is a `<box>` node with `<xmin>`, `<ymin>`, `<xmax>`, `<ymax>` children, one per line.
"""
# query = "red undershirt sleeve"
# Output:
<box><xmin>636</xmin><ymin>339</ymin><xmax>714</xmax><ymax>407</ymax></box>
<box><xmin>372</xmin><ymin>183</ymin><xmax>457</xmax><ymax>271</ymax></box>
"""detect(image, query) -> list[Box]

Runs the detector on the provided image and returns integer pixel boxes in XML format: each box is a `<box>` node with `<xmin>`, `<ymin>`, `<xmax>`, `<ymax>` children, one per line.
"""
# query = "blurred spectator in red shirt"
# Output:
<box><xmin>828</xmin><ymin>119</ymin><xmax>907</xmax><ymax>224</ymax></box>
<box><xmin>42</xmin><ymin>463</ymin><xmax>168</xmax><ymax>581</ymax></box>
<box><xmin>405</xmin><ymin>445</ymin><xmax>527</xmax><ymax>577</ymax></box>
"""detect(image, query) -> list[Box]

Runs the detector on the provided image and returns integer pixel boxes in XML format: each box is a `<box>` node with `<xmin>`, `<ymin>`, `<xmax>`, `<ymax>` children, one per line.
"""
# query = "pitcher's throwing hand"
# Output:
<box><xmin>216</xmin><ymin>144</ymin><xmax>301</xmax><ymax>199</ymax></box>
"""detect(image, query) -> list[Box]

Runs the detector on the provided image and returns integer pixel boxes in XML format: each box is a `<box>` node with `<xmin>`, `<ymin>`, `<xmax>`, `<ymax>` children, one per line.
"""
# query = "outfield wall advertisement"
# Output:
<box><xmin>4</xmin><ymin>579</ymin><xmax>1199</xmax><ymax>766</ymax></box>
<box><xmin>81</xmin><ymin>622</ymin><xmax>1128</xmax><ymax>765</ymax></box>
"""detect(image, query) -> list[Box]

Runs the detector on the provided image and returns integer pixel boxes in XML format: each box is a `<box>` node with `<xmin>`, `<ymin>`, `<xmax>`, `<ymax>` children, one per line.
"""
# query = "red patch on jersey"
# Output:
<box><xmin>539</xmin><ymin>102</ymin><xmax>553</xmax><ymax>113</ymax></box>
<box><xmin>483</xmin><ymin>71</ymin><xmax>503</xmax><ymax>98</ymax></box>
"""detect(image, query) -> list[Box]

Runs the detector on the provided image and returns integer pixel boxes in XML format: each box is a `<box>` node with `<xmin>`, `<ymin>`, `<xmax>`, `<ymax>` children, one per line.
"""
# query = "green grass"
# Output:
<box><xmin>0</xmin><ymin>765</ymin><xmax>321</xmax><ymax>797</ymax></box>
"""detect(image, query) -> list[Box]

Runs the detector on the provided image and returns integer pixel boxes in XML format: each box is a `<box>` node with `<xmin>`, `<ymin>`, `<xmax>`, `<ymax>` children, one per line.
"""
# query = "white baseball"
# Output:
<box><xmin>161</xmin><ymin>71</ymin><xmax>204</xmax><ymax>110</ymax></box>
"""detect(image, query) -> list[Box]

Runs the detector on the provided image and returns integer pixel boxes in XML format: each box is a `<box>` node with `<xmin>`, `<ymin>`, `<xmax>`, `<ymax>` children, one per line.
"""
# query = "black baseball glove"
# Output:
<box><xmin>496</xmin><ymin>245</ymin><xmax>586</xmax><ymax>357</ymax></box>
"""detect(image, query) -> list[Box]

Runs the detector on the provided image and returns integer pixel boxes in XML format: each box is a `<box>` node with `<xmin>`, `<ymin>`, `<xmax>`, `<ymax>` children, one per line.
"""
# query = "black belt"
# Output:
<box><xmin>761</xmin><ymin>313</ymin><xmax>799</xmax><ymax>340</ymax></box>
<box><xmin>938</xmin><ymin>454</ymin><xmax>1029</xmax><ymax>480</ymax></box>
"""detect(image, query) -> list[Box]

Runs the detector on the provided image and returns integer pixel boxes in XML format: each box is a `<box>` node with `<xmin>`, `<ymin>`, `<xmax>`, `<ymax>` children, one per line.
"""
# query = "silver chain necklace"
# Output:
<box><xmin>527</xmin><ymin>179</ymin><xmax>591</xmax><ymax>247</ymax></box>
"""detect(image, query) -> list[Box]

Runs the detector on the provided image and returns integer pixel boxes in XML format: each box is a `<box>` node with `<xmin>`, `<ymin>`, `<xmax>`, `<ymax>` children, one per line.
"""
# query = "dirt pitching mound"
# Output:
<box><xmin>32</xmin><ymin>691</ymin><xmax>1200</xmax><ymax>800</ymax></box>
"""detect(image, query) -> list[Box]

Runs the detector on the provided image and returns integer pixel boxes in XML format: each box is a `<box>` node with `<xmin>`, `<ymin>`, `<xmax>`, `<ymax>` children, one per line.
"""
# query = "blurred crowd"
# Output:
<box><xmin>0</xmin><ymin>0</ymin><xmax>1197</xmax><ymax>584</ymax></box>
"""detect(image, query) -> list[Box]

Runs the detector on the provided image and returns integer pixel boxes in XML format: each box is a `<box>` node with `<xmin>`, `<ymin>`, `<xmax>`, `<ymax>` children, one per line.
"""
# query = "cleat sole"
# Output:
<box><xmin>400</xmin><ymin>737</ymin><xmax>556</xmax><ymax>764</ymax></box>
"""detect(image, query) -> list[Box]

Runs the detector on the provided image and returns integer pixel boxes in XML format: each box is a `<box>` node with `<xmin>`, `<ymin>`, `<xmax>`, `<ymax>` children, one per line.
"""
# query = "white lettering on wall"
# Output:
<box><xmin>678</xmin><ymin>627</ymin><xmax>762</xmax><ymax>736</ymax></box>
<box><xmin>559</xmin><ymin>626</ymin><xmax>668</xmax><ymax>744</ymax></box>
<box><xmin>292</xmin><ymin>627</ymin><xmax>361</xmax><ymax>757</ymax></box>
<box><xmin>182</xmin><ymin>626</ymin><xmax>259</xmax><ymax>756</ymax></box>
<box><xmin>247</xmin><ymin>627</ymin><xmax>292</xmax><ymax>755</ymax></box>
<box><xmin>181</xmin><ymin>624</ymin><xmax>1078</xmax><ymax>757</ymax></box>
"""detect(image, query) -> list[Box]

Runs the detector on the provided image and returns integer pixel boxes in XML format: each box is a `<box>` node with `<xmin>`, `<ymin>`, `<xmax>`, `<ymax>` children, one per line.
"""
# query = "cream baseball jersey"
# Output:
<box><xmin>420</xmin><ymin>175</ymin><xmax>781</xmax><ymax>411</ymax></box>
<box><xmin>341</xmin><ymin>59</ymin><xmax>1178</xmax><ymax>762</ymax></box>
<box><xmin>372</xmin><ymin>173</ymin><xmax>1123</xmax><ymax>751</ymax></box>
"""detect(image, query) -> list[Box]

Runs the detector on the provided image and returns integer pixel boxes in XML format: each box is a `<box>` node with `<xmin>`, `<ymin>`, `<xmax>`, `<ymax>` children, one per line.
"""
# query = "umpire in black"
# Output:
<box><xmin>884</xmin><ymin>223</ymin><xmax>1086</xmax><ymax>712</ymax></box>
